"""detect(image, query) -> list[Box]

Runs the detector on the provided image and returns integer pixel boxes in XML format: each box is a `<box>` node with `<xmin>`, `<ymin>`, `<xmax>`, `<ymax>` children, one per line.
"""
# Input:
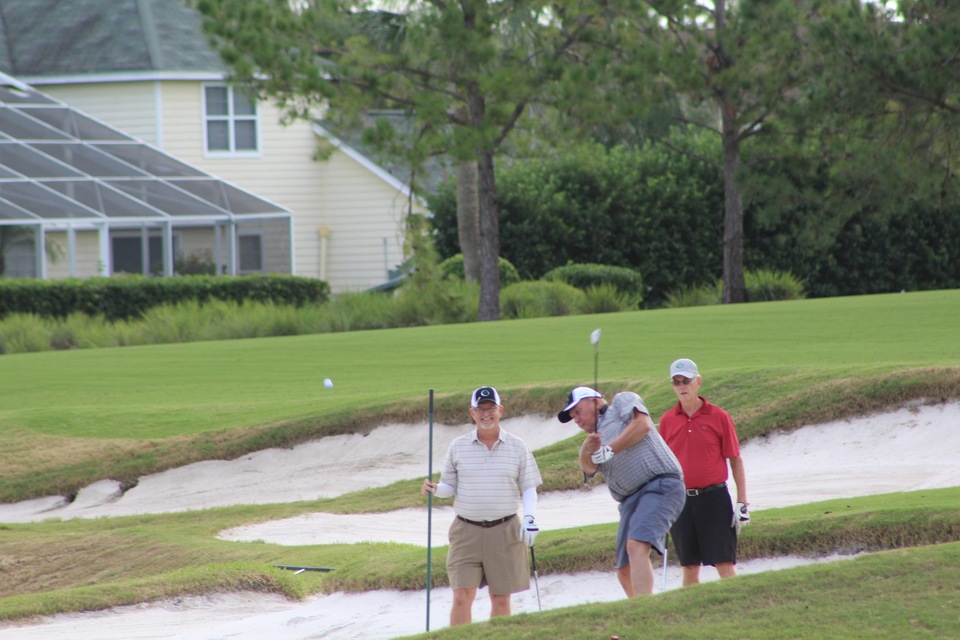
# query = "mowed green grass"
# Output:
<box><xmin>2</xmin><ymin>288</ymin><xmax>958</xmax><ymax>440</ymax></box>
<box><xmin>2</xmin><ymin>289</ymin><xmax>958</xmax><ymax>501</ymax></box>
<box><xmin>0</xmin><ymin>289</ymin><xmax>959</xmax><ymax>638</ymax></box>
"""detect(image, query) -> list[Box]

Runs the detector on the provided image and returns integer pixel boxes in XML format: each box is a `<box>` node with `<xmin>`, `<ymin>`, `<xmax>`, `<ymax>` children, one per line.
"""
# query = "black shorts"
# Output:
<box><xmin>670</xmin><ymin>486</ymin><xmax>737</xmax><ymax>567</ymax></box>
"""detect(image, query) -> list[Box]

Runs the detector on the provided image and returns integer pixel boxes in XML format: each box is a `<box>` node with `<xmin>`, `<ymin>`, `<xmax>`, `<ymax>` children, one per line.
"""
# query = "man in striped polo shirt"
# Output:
<box><xmin>421</xmin><ymin>386</ymin><xmax>543</xmax><ymax>625</ymax></box>
<box><xmin>559</xmin><ymin>386</ymin><xmax>685</xmax><ymax>597</ymax></box>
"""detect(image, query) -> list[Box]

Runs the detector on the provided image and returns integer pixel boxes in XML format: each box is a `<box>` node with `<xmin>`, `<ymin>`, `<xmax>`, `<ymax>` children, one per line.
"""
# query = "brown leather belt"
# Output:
<box><xmin>686</xmin><ymin>483</ymin><xmax>726</xmax><ymax>497</ymax></box>
<box><xmin>456</xmin><ymin>513</ymin><xmax>516</xmax><ymax>528</ymax></box>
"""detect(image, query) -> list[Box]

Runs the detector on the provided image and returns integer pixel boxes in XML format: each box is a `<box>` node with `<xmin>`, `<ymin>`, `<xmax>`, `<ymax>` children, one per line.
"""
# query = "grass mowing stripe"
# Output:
<box><xmin>0</xmin><ymin>289</ymin><xmax>957</xmax><ymax>440</ymax></box>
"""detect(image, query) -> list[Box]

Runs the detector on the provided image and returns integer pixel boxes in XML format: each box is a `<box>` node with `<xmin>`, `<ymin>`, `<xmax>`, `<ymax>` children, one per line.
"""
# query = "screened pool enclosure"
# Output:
<box><xmin>0</xmin><ymin>73</ymin><xmax>293</xmax><ymax>279</ymax></box>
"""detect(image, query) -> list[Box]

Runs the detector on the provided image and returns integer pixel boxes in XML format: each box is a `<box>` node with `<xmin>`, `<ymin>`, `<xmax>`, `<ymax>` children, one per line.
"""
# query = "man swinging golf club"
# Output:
<box><xmin>558</xmin><ymin>385</ymin><xmax>685</xmax><ymax>597</ymax></box>
<box><xmin>421</xmin><ymin>386</ymin><xmax>542</xmax><ymax>625</ymax></box>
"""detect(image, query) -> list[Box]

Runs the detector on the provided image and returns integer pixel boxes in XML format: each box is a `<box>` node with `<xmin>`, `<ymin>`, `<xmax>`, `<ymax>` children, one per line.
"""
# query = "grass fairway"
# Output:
<box><xmin>2</xmin><ymin>289</ymin><xmax>958</xmax><ymax>440</ymax></box>
<box><xmin>404</xmin><ymin>542</ymin><xmax>960</xmax><ymax>639</ymax></box>
<box><xmin>2</xmin><ymin>289</ymin><xmax>958</xmax><ymax>502</ymax></box>
<box><xmin>0</xmin><ymin>289</ymin><xmax>959</xmax><ymax>637</ymax></box>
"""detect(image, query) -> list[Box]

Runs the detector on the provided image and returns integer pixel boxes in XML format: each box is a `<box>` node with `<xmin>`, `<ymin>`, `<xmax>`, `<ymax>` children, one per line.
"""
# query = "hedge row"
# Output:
<box><xmin>429</xmin><ymin>134</ymin><xmax>960</xmax><ymax>305</ymax></box>
<box><xmin>0</xmin><ymin>274</ymin><xmax>331</xmax><ymax>321</ymax></box>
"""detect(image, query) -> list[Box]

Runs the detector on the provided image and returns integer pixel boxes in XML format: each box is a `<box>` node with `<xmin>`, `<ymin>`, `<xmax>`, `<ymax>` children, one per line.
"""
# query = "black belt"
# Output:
<box><xmin>686</xmin><ymin>483</ymin><xmax>726</xmax><ymax>497</ymax></box>
<box><xmin>457</xmin><ymin>513</ymin><xmax>516</xmax><ymax>528</ymax></box>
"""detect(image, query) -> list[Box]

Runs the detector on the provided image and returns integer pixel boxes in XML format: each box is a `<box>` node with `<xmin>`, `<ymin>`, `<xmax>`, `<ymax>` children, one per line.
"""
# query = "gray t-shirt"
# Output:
<box><xmin>596</xmin><ymin>391</ymin><xmax>683</xmax><ymax>502</ymax></box>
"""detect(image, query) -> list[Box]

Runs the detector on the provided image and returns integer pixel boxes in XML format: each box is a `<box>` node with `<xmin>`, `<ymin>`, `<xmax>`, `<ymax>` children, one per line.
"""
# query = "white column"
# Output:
<box><xmin>67</xmin><ymin>224</ymin><xmax>77</xmax><ymax>277</ymax></box>
<box><xmin>35</xmin><ymin>225</ymin><xmax>47</xmax><ymax>279</ymax></box>
<box><xmin>163</xmin><ymin>221</ymin><xmax>173</xmax><ymax>276</ymax></box>
<box><xmin>98</xmin><ymin>223</ymin><xmax>110</xmax><ymax>276</ymax></box>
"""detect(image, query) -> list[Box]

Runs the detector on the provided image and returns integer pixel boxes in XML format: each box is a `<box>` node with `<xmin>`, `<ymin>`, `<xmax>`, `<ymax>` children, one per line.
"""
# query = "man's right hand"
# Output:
<box><xmin>591</xmin><ymin>444</ymin><xmax>615</xmax><ymax>464</ymax></box>
<box><xmin>421</xmin><ymin>479</ymin><xmax>437</xmax><ymax>496</ymax></box>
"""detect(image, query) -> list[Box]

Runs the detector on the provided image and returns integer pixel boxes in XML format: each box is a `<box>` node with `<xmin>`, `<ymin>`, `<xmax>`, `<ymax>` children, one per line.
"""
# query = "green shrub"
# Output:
<box><xmin>662</xmin><ymin>283</ymin><xmax>722</xmax><ymax>308</ymax></box>
<box><xmin>0</xmin><ymin>274</ymin><xmax>330</xmax><ymax>321</ymax></box>
<box><xmin>174</xmin><ymin>250</ymin><xmax>217</xmax><ymax>276</ymax></box>
<box><xmin>438</xmin><ymin>254</ymin><xmax>521</xmax><ymax>287</ymax></box>
<box><xmin>0</xmin><ymin>313</ymin><xmax>53</xmax><ymax>353</ymax></box>
<box><xmin>663</xmin><ymin>269</ymin><xmax>804</xmax><ymax>308</ymax></box>
<box><xmin>316</xmin><ymin>291</ymin><xmax>396</xmax><ymax>332</ymax></box>
<box><xmin>438</xmin><ymin>253</ymin><xmax>520</xmax><ymax>287</ymax></box>
<box><xmin>544</xmin><ymin>263</ymin><xmax>644</xmax><ymax>307</ymax></box>
<box><xmin>391</xmin><ymin>279</ymin><xmax>480</xmax><ymax>326</ymax></box>
<box><xmin>581</xmin><ymin>283</ymin><xmax>640</xmax><ymax>314</ymax></box>
<box><xmin>50</xmin><ymin>312</ymin><xmax>121</xmax><ymax>349</ymax></box>
<box><xmin>501</xmin><ymin>281</ymin><xmax>586</xmax><ymax>319</ymax></box>
<box><xmin>429</xmin><ymin>136</ymin><xmax>725</xmax><ymax>305</ymax></box>
<box><xmin>136</xmin><ymin>300</ymin><xmax>217</xmax><ymax>344</ymax></box>
<box><xmin>745</xmin><ymin>269</ymin><xmax>806</xmax><ymax>302</ymax></box>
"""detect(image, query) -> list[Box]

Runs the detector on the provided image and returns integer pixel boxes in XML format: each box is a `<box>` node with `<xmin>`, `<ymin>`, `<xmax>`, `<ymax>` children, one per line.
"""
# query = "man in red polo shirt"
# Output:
<box><xmin>658</xmin><ymin>358</ymin><xmax>749</xmax><ymax>586</ymax></box>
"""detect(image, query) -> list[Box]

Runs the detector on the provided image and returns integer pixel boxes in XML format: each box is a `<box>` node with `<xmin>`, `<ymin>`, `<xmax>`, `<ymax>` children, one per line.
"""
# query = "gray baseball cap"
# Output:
<box><xmin>669</xmin><ymin>358</ymin><xmax>700</xmax><ymax>379</ymax></box>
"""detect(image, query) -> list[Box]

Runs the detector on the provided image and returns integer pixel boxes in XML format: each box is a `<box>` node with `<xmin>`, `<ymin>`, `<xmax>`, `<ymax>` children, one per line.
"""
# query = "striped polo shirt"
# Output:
<box><xmin>439</xmin><ymin>429</ymin><xmax>543</xmax><ymax>521</ymax></box>
<box><xmin>596</xmin><ymin>391</ymin><xmax>683</xmax><ymax>502</ymax></box>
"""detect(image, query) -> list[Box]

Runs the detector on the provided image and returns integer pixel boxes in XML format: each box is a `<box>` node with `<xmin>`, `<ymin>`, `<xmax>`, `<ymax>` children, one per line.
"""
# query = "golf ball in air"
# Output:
<box><xmin>323</xmin><ymin>378</ymin><xmax>334</xmax><ymax>389</ymax></box>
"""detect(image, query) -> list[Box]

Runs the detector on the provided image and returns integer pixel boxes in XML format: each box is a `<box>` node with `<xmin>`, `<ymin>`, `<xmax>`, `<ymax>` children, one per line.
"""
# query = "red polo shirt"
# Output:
<box><xmin>658</xmin><ymin>397</ymin><xmax>740</xmax><ymax>489</ymax></box>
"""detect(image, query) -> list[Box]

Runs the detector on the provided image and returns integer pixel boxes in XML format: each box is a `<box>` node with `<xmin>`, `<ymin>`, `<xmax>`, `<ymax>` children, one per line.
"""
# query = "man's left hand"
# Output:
<box><xmin>732</xmin><ymin>502</ymin><xmax>750</xmax><ymax>533</ymax></box>
<box><xmin>591</xmin><ymin>445</ymin><xmax>615</xmax><ymax>464</ymax></box>
<box><xmin>520</xmin><ymin>515</ymin><xmax>539</xmax><ymax>547</ymax></box>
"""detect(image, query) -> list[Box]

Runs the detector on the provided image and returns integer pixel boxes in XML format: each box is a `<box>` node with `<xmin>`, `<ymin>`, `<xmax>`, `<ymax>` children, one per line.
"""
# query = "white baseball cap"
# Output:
<box><xmin>557</xmin><ymin>386</ymin><xmax>603</xmax><ymax>423</ymax></box>
<box><xmin>669</xmin><ymin>358</ymin><xmax>700</xmax><ymax>380</ymax></box>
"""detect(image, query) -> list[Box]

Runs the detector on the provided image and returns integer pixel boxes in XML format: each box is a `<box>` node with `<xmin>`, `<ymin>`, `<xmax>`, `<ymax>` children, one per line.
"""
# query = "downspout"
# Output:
<box><xmin>317</xmin><ymin>225</ymin><xmax>330</xmax><ymax>281</ymax></box>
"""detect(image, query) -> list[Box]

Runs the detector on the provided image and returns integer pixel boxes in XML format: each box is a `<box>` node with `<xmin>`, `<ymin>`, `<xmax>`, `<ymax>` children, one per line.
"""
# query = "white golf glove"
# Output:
<box><xmin>520</xmin><ymin>515</ymin><xmax>539</xmax><ymax>547</ymax></box>
<box><xmin>591</xmin><ymin>444</ymin><xmax>615</xmax><ymax>464</ymax></box>
<box><xmin>732</xmin><ymin>502</ymin><xmax>750</xmax><ymax>533</ymax></box>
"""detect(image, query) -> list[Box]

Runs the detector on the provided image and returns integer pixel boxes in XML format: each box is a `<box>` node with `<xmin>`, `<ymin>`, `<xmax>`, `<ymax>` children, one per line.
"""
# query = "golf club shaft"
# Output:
<box><xmin>531</xmin><ymin>546</ymin><xmax>542</xmax><ymax>611</ymax></box>
<box><xmin>591</xmin><ymin>328</ymin><xmax>601</xmax><ymax>392</ymax></box>
<box><xmin>594</xmin><ymin>346</ymin><xmax>599</xmax><ymax>392</ymax></box>
<box><xmin>662</xmin><ymin>535</ymin><xmax>668</xmax><ymax>592</ymax></box>
<box><xmin>426</xmin><ymin>389</ymin><xmax>434</xmax><ymax>631</ymax></box>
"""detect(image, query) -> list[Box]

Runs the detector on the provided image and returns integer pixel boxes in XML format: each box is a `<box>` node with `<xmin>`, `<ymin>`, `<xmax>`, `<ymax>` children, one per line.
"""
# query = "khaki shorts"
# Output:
<box><xmin>446</xmin><ymin>515</ymin><xmax>529</xmax><ymax>595</ymax></box>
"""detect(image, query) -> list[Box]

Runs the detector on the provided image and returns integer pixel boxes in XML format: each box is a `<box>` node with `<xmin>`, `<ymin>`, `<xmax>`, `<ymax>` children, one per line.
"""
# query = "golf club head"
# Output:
<box><xmin>590</xmin><ymin>329</ymin><xmax>601</xmax><ymax>346</ymax></box>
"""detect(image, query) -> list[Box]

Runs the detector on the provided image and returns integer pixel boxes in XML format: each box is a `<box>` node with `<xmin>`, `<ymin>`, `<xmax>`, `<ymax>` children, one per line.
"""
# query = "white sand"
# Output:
<box><xmin>0</xmin><ymin>415</ymin><xmax>569</xmax><ymax>523</ymax></box>
<box><xmin>1</xmin><ymin>400</ymin><xmax>957</xmax><ymax>640</ymax></box>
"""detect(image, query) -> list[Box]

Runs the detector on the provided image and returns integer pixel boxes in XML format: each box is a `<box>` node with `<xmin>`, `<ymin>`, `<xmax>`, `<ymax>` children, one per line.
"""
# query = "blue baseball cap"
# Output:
<box><xmin>471</xmin><ymin>386</ymin><xmax>502</xmax><ymax>407</ymax></box>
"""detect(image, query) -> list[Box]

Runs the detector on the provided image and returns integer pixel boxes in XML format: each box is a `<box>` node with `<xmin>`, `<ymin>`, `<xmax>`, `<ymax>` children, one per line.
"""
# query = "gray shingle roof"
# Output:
<box><xmin>0</xmin><ymin>0</ymin><xmax>224</xmax><ymax>77</ymax></box>
<box><xmin>317</xmin><ymin>111</ymin><xmax>453</xmax><ymax>196</ymax></box>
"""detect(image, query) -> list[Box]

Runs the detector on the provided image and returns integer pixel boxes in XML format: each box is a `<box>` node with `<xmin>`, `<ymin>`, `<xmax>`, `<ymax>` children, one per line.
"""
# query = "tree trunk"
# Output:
<box><xmin>715</xmin><ymin>0</ymin><xmax>745</xmax><ymax>304</ymax></box>
<box><xmin>456</xmin><ymin>160</ymin><xmax>481</xmax><ymax>282</ymax></box>
<box><xmin>720</xmin><ymin>108</ymin><xmax>746</xmax><ymax>304</ymax></box>
<box><xmin>476</xmin><ymin>149</ymin><xmax>501</xmax><ymax>321</ymax></box>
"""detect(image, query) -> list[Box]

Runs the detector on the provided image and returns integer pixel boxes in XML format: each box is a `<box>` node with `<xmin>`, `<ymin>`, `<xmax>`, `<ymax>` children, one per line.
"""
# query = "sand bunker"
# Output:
<box><xmin>1</xmin><ymin>401</ymin><xmax>957</xmax><ymax>640</ymax></box>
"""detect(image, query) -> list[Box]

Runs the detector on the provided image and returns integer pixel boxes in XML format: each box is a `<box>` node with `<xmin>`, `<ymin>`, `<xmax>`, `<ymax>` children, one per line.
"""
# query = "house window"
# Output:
<box><xmin>2</xmin><ymin>237</ymin><xmax>36</xmax><ymax>278</ymax></box>
<box><xmin>203</xmin><ymin>85</ymin><xmax>259</xmax><ymax>154</ymax></box>
<box><xmin>112</xmin><ymin>233</ymin><xmax>180</xmax><ymax>275</ymax></box>
<box><xmin>238</xmin><ymin>234</ymin><xmax>263</xmax><ymax>273</ymax></box>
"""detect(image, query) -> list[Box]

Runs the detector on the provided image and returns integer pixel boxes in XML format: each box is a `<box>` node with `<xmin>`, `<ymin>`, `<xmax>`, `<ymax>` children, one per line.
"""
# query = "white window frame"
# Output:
<box><xmin>202</xmin><ymin>84</ymin><xmax>262</xmax><ymax>158</ymax></box>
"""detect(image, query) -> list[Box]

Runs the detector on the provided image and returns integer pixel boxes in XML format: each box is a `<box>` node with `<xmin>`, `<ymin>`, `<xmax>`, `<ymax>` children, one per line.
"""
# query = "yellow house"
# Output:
<box><xmin>0</xmin><ymin>0</ymin><xmax>425</xmax><ymax>292</ymax></box>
